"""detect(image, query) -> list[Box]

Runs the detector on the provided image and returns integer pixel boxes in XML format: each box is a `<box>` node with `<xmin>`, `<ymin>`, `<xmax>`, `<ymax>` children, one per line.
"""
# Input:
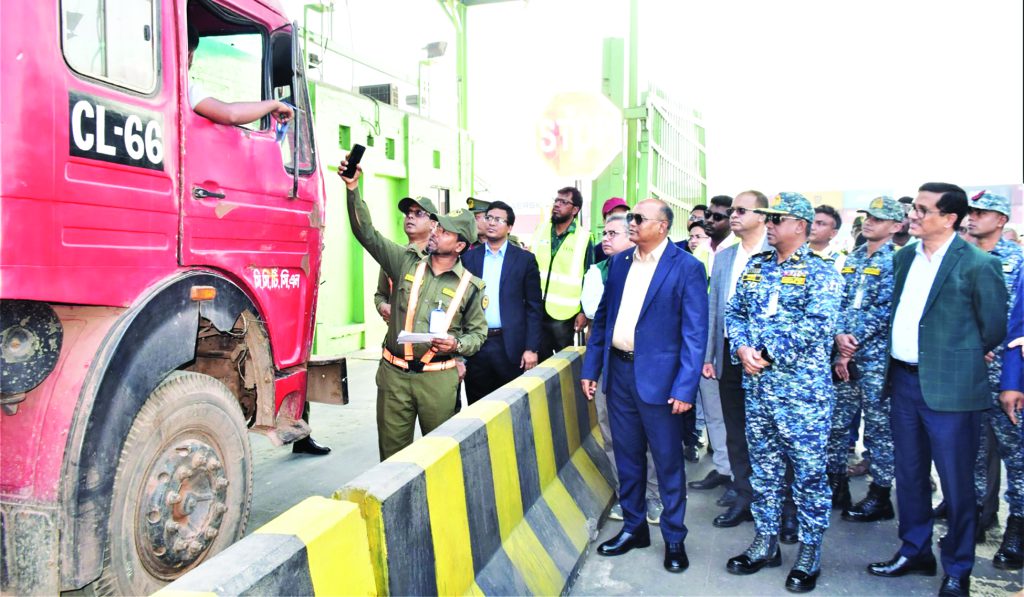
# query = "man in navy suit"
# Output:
<box><xmin>581</xmin><ymin>199</ymin><xmax>709</xmax><ymax>573</ymax></box>
<box><xmin>462</xmin><ymin>201</ymin><xmax>543</xmax><ymax>403</ymax></box>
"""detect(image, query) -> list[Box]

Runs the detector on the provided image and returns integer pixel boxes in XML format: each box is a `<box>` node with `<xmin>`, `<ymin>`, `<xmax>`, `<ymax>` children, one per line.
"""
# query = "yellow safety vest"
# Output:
<box><xmin>533</xmin><ymin>219</ymin><xmax>590</xmax><ymax>320</ymax></box>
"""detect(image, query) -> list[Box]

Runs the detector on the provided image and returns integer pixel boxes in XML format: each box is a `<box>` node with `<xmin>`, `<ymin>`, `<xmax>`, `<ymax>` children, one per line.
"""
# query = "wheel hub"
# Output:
<box><xmin>138</xmin><ymin>438</ymin><xmax>230</xmax><ymax>577</ymax></box>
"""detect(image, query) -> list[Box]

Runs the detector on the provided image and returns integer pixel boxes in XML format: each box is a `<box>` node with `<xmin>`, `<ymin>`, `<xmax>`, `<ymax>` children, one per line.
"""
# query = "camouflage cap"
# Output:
<box><xmin>398</xmin><ymin>196</ymin><xmax>439</xmax><ymax>216</ymax></box>
<box><xmin>431</xmin><ymin>208</ymin><xmax>478</xmax><ymax>244</ymax></box>
<box><xmin>756</xmin><ymin>192</ymin><xmax>815</xmax><ymax>222</ymax></box>
<box><xmin>969</xmin><ymin>190</ymin><xmax>1011</xmax><ymax>216</ymax></box>
<box><xmin>466</xmin><ymin>197</ymin><xmax>491</xmax><ymax>213</ymax></box>
<box><xmin>857</xmin><ymin>196</ymin><xmax>904</xmax><ymax>221</ymax></box>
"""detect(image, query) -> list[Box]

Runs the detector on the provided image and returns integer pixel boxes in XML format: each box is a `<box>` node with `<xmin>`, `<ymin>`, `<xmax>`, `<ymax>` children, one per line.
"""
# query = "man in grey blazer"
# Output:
<box><xmin>702</xmin><ymin>190</ymin><xmax>775</xmax><ymax>528</ymax></box>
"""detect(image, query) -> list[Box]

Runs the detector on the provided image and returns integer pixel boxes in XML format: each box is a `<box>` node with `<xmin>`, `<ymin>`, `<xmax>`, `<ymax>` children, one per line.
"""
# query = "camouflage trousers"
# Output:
<box><xmin>826</xmin><ymin>366</ymin><xmax>894</xmax><ymax>486</ymax></box>
<box><xmin>746</xmin><ymin>388</ymin><xmax>834</xmax><ymax>545</ymax></box>
<box><xmin>973</xmin><ymin>392</ymin><xmax>1024</xmax><ymax>516</ymax></box>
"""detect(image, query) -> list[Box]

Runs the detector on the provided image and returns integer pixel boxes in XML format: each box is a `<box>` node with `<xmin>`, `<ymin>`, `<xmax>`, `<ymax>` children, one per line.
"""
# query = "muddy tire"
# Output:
<box><xmin>86</xmin><ymin>371</ymin><xmax>253</xmax><ymax>595</ymax></box>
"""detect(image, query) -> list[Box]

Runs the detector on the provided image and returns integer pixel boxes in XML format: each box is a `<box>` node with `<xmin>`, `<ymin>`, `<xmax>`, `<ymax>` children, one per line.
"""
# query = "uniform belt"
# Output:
<box><xmin>891</xmin><ymin>358</ymin><xmax>919</xmax><ymax>374</ymax></box>
<box><xmin>382</xmin><ymin>348</ymin><xmax>456</xmax><ymax>373</ymax></box>
<box><xmin>487</xmin><ymin>328</ymin><xmax>503</xmax><ymax>337</ymax></box>
<box><xmin>611</xmin><ymin>346</ymin><xmax>635</xmax><ymax>362</ymax></box>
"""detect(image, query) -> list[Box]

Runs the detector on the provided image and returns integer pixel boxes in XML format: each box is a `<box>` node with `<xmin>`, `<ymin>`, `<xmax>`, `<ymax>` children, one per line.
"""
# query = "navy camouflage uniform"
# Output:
<box><xmin>974</xmin><ymin>232</ymin><xmax>1024</xmax><ymax>517</ymax></box>
<box><xmin>726</xmin><ymin>241</ymin><xmax>844</xmax><ymax>545</ymax></box>
<box><xmin>826</xmin><ymin>237</ymin><xmax>897</xmax><ymax>487</ymax></box>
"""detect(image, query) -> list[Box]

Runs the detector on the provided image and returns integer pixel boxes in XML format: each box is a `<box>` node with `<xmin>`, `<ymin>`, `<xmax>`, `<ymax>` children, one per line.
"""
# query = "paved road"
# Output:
<box><xmin>246</xmin><ymin>356</ymin><xmax>1023</xmax><ymax>595</ymax></box>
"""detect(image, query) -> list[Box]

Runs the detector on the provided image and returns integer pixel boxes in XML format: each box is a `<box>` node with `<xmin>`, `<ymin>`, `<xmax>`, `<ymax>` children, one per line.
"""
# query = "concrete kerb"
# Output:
<box><xmin>159</xmin><ymin>347</ymin><xmax>613</xmax><ymax>596</ymax></box>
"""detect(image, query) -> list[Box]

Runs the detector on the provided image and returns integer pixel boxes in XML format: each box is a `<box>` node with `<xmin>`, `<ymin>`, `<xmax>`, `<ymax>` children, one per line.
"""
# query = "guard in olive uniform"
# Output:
<box><xmin>467</xmin><ymin>197</ymin><xmax>491</xmax><ymax>249</ymax></box>
<box><xmin>724</xmin><ymin>193</ymin><xmax>843</xmax><ymax>592</ymax></box>
<box><xmin>968</xmin><ymin>191</ymin><xmax>1024</xmax><ymax>568</ymax></box>
<box><xmin>825</xmin><ymin>196</ymin><xmax>903</xmax><ymax>522</ymax></box>
<box><xmin>342</xmin><ymin>165</ymin><xmax>487</xmax><ymax>460</ymax></box>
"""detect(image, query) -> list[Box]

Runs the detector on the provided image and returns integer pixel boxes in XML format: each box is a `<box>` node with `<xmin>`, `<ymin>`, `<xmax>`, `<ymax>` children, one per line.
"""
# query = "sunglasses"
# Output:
<box><xmin>405</xmin><ymin>209</ymin><xmax>430</xmax><ymax>219</ymax></box>
<box><xmin>765</xmin><ymin>214</ymin><xmax>801</xmax><ymax>225</ymax></box>
<box><xmin>726</xmin><ymin>207</ymin><xmax>751</xmax><ymax>217</ymax></box>
<box><xmin>627</xmin><ymin>212</ymin><xmax>667</xmax><ymax>226</ymax></box>
<box><xmin>705</xmin><ymin>212</ymin><xmax>729</xmax><ymax>222</ymax></box>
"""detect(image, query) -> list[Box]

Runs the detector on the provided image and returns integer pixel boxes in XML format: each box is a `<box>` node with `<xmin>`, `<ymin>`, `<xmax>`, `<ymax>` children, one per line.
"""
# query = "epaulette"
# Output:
<box><xmin>752</xmin><ymin>250</ymin><xmax>774</xmax><ymax>259</ymax></box>
<box><xmin>811</xmin><ymin>250</ymin><xmax>834</xmax><ymax>262</ymax></box>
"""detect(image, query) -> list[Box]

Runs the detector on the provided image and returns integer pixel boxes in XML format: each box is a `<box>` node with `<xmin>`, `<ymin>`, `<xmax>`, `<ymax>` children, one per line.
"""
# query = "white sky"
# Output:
<box><xmin>286</xmin><ymin>0</ymin><xmax>1023</xmax><ymax>215</ymax></box>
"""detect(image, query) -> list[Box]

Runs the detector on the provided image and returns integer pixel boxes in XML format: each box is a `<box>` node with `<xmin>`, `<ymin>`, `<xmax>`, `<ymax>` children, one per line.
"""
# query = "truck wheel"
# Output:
<box><xmin>87</xmin><ymin>371</ymin><xmax>253</xmax><ymax>595</ymax></box>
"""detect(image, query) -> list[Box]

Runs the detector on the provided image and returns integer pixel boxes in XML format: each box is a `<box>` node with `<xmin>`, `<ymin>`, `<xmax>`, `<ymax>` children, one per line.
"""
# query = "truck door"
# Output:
<box><xmin>180</xmin><ymin>1</ymin><xmax>320</xmax><ymax>368</ymax></box>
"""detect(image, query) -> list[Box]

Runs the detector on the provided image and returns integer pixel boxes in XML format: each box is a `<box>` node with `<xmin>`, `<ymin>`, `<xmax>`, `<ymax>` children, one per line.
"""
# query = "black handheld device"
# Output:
<box><xmin>341</xmin><ymin>144</ymin><xmax>366</xmax><ymax>179</ymax></box>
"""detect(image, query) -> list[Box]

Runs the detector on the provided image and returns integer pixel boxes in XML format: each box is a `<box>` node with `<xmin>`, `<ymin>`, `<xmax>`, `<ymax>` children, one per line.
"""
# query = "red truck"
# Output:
<box><xmin>1</xmin><ymin>1</ymin><xmax>343</xmax><ymax>593</ymax></box>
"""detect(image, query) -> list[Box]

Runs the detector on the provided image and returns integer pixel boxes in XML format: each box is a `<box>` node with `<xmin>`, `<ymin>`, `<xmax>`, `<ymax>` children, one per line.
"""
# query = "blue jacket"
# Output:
<box><xmin>1001</xmin><ymin>270</ymin><xmax>1024</xmax><ymax>393</ymax></box>
<box><xmin>462</xmin><ymin>241</ymin><xmax>543</xmax><ymax>363</ymax></box>
<box><xmin>582</xmin><ymin>241</ymin><xmax>708</xmax><ymax>404</ymax></box>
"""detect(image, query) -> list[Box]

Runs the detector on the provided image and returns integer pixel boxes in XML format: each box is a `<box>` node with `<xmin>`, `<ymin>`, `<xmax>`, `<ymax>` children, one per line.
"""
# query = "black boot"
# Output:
<box><xmin>785</xmin><ymin>542</ymin><xmax>821</xmax><ymax>593</ymax></box>
<box><xmin>828</xmin><ymin>472</ymin><xmax>852</xmax><ymax>511</ymax></box>
<box><xmin>727</xmin><ymin>533</ymin><xmax>781</xmax><ymax>575</ymax></box>
<box><xmin>993</xmin><ymin>514</ymin><xmax>1023</xmax><ymax>570</ymax></box>
<box><xmin>976</xmin><ymin>505</ymin><xmax>998</xmax><ymax>542</ymax></box>
<box><xmin>843</xmin><ymin>483</ymin><xmax>895</xmax><ymax>522</ymax></box>
<box><xmin>781</xmin><ymin>506</ymin><xmax>799</xmax><ymax>544</ymax></box>
<box><xmin>292</xmin><ymin>435</ymin><xmax>331</xmax><ymax>455</ymax></box>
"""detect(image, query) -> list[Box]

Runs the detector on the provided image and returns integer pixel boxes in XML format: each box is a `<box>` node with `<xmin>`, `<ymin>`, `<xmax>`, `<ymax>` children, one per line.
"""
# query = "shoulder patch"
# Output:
<box><xmin>482</xmin><ymin>294</ymin><xmax>490</xmax><ymax>309</ymax></box>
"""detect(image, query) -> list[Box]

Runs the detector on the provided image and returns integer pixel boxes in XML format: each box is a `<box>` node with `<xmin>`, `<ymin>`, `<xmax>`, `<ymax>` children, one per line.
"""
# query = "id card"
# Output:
<box><xmin>852</xmin><ymin>276</ymin><xmax>866</xmax><ymax>309</ymax></box>
<box><xmin>766</xmin><ymin>290</ymin><xmax>779</xmax><ymax>316</ymax></box>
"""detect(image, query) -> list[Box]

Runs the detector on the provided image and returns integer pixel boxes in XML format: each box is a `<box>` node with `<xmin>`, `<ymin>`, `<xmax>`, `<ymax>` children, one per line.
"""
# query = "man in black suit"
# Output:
<box><xmin>462</xmin><ymin>201</ymin><xmax>544</xmax><ymax>403</ymax></box>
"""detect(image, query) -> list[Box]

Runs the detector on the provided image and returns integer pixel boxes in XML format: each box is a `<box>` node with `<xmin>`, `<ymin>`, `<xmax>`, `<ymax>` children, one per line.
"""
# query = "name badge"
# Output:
<box><xmin>441</xmin><ymin>287</ymin><xmax>457</xmax><ymax>298</ymax></box>
<box><xmin>743</xmin><ymin>273</ymin><xmax>762</xmax><ymax>283</ymax></box>
<box><xmin>841</xmin><ymin>267</ymin><xmax>856</xmax><ymax>274</ymax></box>
<box><xmin>781</xmin><ymin>276</ymin><xmax>806</xmax><ymax>285</ymax></box>
<box><xmin>404</xmin><ymin>273</ymin><xmax>416</xmax><ymax>282</ymax></box>
<box><xmin>862</xmin><ymin>267</ymin><xmax>881</xmax><ymax>276</ymax></box>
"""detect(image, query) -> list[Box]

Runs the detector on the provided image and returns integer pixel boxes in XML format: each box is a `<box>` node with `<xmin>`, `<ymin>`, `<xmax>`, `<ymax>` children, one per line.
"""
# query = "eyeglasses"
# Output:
<box><xmin>765</xmin><ymin>214</ymin><xmax>801</xmax><ymax>225</ymax></box>
<box><xmin>726</xmin><ymin>207</ymin><xmax>750</xmax><ymax>217</ymax></box>
<box><xmin>912</xmin><ymin>205</ymin><xmax>940</xmax><ymax>218</ymax></box>
<box><xmin>602</xmin><ymin>229</ymin><xmax>623</xmax><ymax>238</ymax></box>
<box><xmin>553</xmin><ymin>198</ymin><xmax>574</xmax><ymax>207</ymax></box>
<box><xmin>627</xmin><ymin>213</ymin><xmax>667</xmax><ymax>226</ymax></box>
<box><xmin>484</xmin><ymin>214</ymin><xmax>508</xmax><ymax>225</ymax></box>
<box><xmin>705</xmin><ymin>212</ymin><xmax>729</xmax><ymax>222</ymax></box>
<box><xmin>405</xmin><ymin>209</ymin><xmax>430</xmax><ymax>219</ymax></box>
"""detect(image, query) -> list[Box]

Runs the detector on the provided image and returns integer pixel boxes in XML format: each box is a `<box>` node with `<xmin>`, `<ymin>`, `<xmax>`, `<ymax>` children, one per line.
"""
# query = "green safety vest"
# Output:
<box><xmin>533</xmin><ymin>219</ymin><xmax>590</xmax><ymax>320</ymax></box>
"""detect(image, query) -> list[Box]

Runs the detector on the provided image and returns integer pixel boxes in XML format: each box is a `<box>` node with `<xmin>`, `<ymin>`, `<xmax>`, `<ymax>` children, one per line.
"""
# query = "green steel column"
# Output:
<box><xmin>590</xmin><ymin>37</ymin><xmax>626</xmax><ymax>225</ymax></box>
<box><xmin>625</xmin><ymin>0</ymin><xmax>639</xmax><ymax>205</ymax></box>
<box><xmin>456</xmin><ymin>2</ymin><xmax>468</xmax><ymax>133</ymax></box>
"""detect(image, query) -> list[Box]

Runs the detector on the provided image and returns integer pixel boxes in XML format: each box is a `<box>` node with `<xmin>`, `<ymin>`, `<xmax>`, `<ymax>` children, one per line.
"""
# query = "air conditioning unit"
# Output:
<box><xmin>358</xmin><ymin>84</ymin><xmax>399</xmax><ymax>107</ymax></box>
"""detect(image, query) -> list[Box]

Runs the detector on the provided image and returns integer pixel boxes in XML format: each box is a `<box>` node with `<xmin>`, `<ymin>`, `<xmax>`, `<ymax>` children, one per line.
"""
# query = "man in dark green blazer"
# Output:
<box><xmin>868</xmin><ymin>183</ymin><xmax>1007</xmax><ymax>597</ymax></box>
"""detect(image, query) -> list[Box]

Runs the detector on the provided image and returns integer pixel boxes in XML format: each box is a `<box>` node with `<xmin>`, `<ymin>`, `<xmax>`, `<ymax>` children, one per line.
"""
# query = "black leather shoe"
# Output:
<box><xmin>938</xmin><ymin>574</ymin><xmax>970</xmax><ymax>597</ymax></box>
<box><xmin>993</xmin><ymin>514</ymin><xmax>1023</xmax><ymax>570</ymax></box>
<box><xmin>842</xmin><ymin>483</ymin><xmax>895</xmax><ymax>523</ymax></box>
<box><xmin>866</xmin><ymin>553</ymin><xmax>937</xmax><ymax>577</ymax></box>
<box><xmin>727</xmin><ymin>534</ymin><xmax>781</xmax><ymax>575</ymax></box>
<box><xmin>292</xmin><ymin>436</ymin><xmax>331</xmax><ymax>455</ymax></box>
<box><xmin>597</xmin><ymin>528</ymin><xmax>651</xmax><ymax>556</ymax></box>
<box><xmin>717</xmin><ymin>487</ymin><xmax>739</xmax><ymax>507</ymax></box>
<box><xmin>684</xmin><ymin>445</ymin><xmax>699</xmax><ymax>463</ymax></box>
<box><xmin>785</xmin><ymin>542</ymin><xmax>821</xmax><ymax>593</ymax></box>
<box><xmin>689</xmin><ymin>470</ymin><xmax>730</xmax><ymax>490</ymax></box>
<box><xmin>664</xmin><ymin>542</ymin><xmax>689</xmax><ymax>573</ymax></box>
<box><xmin>714</xmin><ymin>503</ymin><xmax>753</xmax><ymax>528</ymax></box>
<box><xmin>932</xmin><ymin>499</ymin><xmax>947</xmax><ymax>519</ymax></box>
<box><xmin>780</xmin><ymin>510</ymin><xmax>799</xmax><ymax>544</ymax></box>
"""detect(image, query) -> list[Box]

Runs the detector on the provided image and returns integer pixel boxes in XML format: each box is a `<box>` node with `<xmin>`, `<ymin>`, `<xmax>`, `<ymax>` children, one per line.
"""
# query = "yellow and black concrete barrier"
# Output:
<box><xmin>158</xmin><ymin>347</ymin><xmax>614</xmax><ymax>596</ymax></box>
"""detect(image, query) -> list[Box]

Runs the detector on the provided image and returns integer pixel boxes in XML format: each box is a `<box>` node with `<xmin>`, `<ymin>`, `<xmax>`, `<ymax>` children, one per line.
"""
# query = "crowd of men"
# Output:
<box><xmin>334</xmin><ymin>154</ymin><xmax>1023</xmax><ymax>596</ymax></box>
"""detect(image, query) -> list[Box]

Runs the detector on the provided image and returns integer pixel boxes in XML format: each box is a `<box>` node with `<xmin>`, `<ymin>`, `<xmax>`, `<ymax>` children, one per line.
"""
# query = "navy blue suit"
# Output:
<box><xmin>462</xmin><ymin>241</ymin><xmax>543</xmax><ymax>403</ymax></box>
<box><xmin>582</xmin><ymin>241</ymin><xmax>709</xmax><ymax>543</ymax></box>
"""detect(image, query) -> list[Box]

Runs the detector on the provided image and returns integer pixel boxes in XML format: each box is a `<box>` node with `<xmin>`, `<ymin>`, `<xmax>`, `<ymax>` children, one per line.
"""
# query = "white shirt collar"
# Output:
<box><xmin>635</xmin><ymin>237</ymin><xmax>669</xmax><ymax>263</ymax></box>
<box><xmin>914</xmin><ymin>231</ymin><xmax>956</xmax><ymax>261</ymax></box>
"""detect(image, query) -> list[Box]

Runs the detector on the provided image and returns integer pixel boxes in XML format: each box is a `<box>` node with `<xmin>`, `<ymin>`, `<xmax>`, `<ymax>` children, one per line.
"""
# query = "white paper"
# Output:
<box><xmin>766</xmin><ymin>291</ymin><xmax>779</xmax><ymax>316</ymax></box>
<box><xmin>397</xmin><ymin>330</ymin><xmax>448</xmax><ymax>344</ymax></box>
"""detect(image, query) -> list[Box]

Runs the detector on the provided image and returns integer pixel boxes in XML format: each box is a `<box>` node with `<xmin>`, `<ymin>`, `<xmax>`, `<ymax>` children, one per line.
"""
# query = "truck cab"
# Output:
<box><xmin>0</xmin><ymin>0</ymin><xmax>337</xmax><ymax>593</ymax></box>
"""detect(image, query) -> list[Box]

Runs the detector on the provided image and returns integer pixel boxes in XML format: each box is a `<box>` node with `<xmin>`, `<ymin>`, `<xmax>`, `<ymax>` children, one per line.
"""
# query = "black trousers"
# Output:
<box><xmin>465</xmin><ymin>336</ymin><xmax>521</xmax><ymax>404</ymax></box>
<box><xmin>539</xmin><ymin>314</ymin><xmax>576</xmax><ymax>359</ymax></box>
<box><xmin>719</xmin><ymin>339</ymin><xmax>796</xmax><ymax>510</ymax></box>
